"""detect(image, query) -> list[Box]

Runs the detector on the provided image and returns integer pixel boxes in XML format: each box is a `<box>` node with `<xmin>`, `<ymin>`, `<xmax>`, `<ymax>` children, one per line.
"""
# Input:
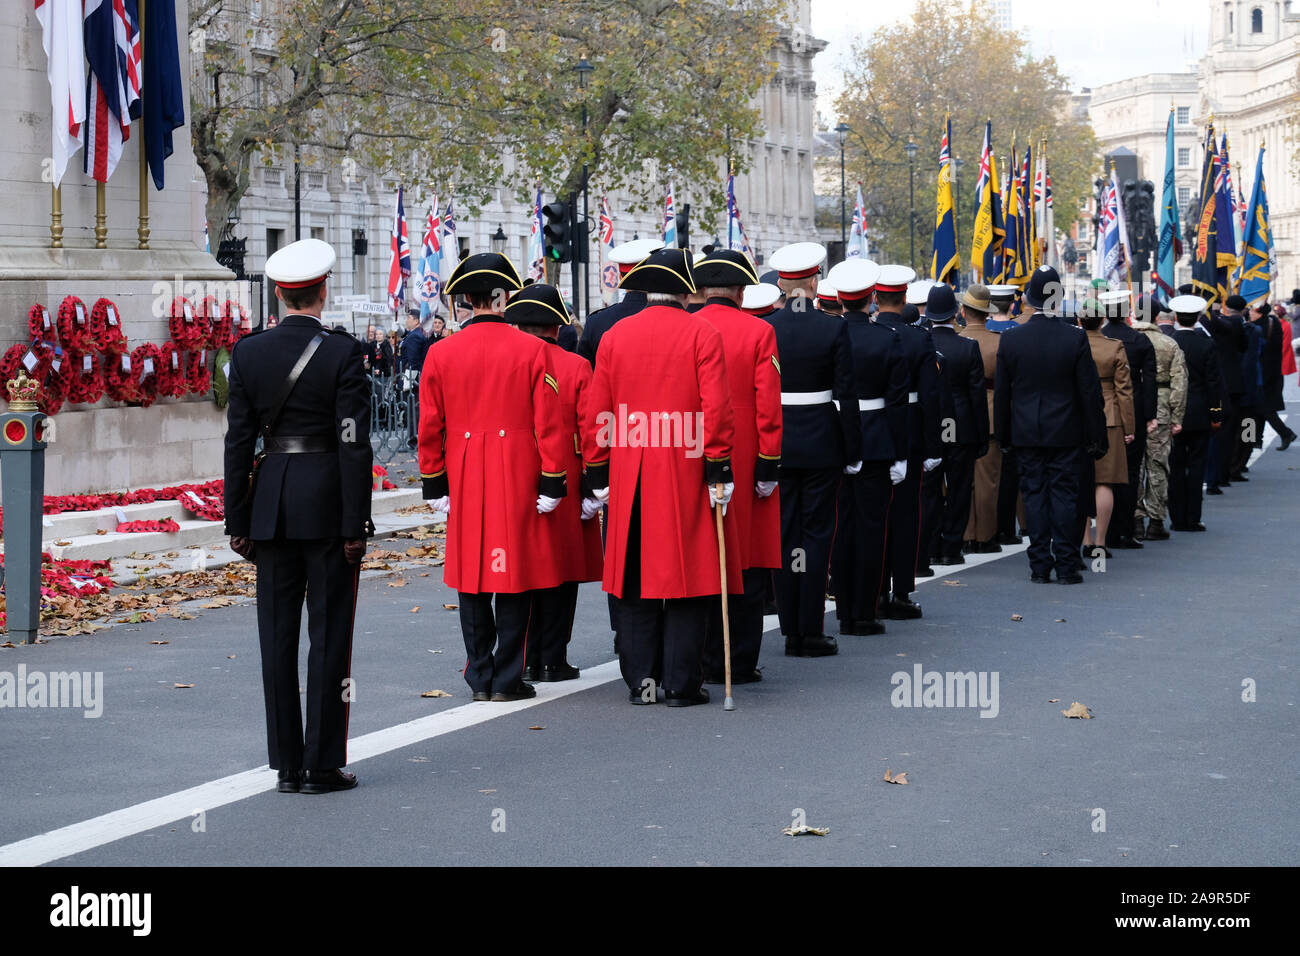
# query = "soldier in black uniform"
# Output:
<box><xmin>224</xmin><ymin>238</ymin><xmax>372</xmax><ymax>795</ymax></box>
<box><xmin>764</xmin><ymin>242</ymin><xmax>860</xmax><ymax>657</ymax></box>
<box><xmin>827</xmin><ymin>259</ymin><xmax>909</xmax><ymax>636</ymax></box>
<box><xmin>1203</xmin><ymin>294</ymin><xmax>1247</xmax><ymax>493</ymax></box>
<box><xmin>1169</xmin><ymin>295</ymin><xmax>1225</xmax><ymax>532</ymax></box>
<box><xmin>1099</xmin><ymin>290</ymin><xmax>1157</xmax><ymax>548</ymax></box>
<box><xmin>874</xmin><ymin>265</ymin><xmax>943</xmax><ymax>619</ymax></box>
<box><xmin>922</xmin><ymin>283</ymin><xmax>989</xmax><ymax>567</ymax></box>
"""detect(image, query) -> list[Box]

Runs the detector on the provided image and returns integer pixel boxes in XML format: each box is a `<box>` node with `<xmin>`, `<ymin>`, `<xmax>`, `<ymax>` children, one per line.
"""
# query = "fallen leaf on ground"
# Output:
<box><xmin>227</xmin><ymin>655</ymin><xmax>236</xmax><ymax>660</ymax></box>
<box><xmin>410</xmin><ymin>606</ymin><xmax>421</xmax><ymax>613</ymax></box>
<box><xmin>149</xmin><ymin>640</ymin><xmax>169</xmax><ymax>645</ymax></box>
<box><xmin>0</xmin><ymin>642</ymin><xmax>16</xmax><ymax>648</ymax></box>
<box><xmin>442</xmin><ymin>603</ymin><xmax>458</xmax><ymax>610</ymax></box>
<box><xmin>54</xmin><ymin>539</ymin><xmax>71</xmax><ymax>546</ymax></box>
<box><xmin>95</xmin><ymin>529</ymin><xmax>107</xmax><ymax>536</ymax></box>
<box><xmin>200</xmin><ymin>597</ymin><xmax>235</xmax><ymax>608</ymax></box>
<box><xmin>428</xmin><ymin>649</ymin><xmax>443</xmax><ymax>654</ymax></box>
<box><xmin>388</xmin><ymin>578</ymin><xmax>407</xmax><ymax>588</ymax></box>
<box><xmin>782</xmin><ymin>825</ymin><xmax>829</xmax><ymax>836</ymax></box>
<box><xmin>1048</xmin><ymin>698</ymin><xmax>1059</xmax><ymax>703</ymax></box>
<box><xmin>884</xmin><ymin>769</ymin><xmax>909</xmax><ymax>785</ymax></box>
<box><xmin>419</xmin><ymin>572</ymin><xmax>429</xmax><ymax>577</ymax></box>
<box><xmin>420</xmin><ymin>689</ymin><xmax>452</xmax><ymax>698</ymax></box>
<box><xmin>942</xmin><ymin>579</ymin><xmax>965</xmax><ymax>586</ymax></box>
<box><xmin>478</xmin><ymin>789</ymin><xmax>496</xmax><ymax>794</ymax></box>
<box><xmin>1055</xmin><ymin>618</ymin><xmax>1067</xmax><ymax>623</ymax></box>
<box><xmin>528</xmin><ymin>725</ymin><xmax>545</xmax><ymax>731</ymax></box>
<box><xmin>1011</xmin><ymin>614</ymin><xmax>1023</xmax><ymax>622</ymax></box>
<box><xmin>1062</xmin><ymin>701</ymin><xmax>1093</xmax><ymax>719</ymax></box>
<box><xmin>173</xmin><ymin>682</ymin><xmax>195</xmax><ymax>689</ymax></box>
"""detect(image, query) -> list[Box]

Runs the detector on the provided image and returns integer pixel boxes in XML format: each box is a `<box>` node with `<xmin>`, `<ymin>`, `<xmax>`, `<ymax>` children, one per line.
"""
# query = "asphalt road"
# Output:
<box><xmin>2</xmin><ymin>418</ymin><xmax>1296</xmax><ymax>868</ymax></box>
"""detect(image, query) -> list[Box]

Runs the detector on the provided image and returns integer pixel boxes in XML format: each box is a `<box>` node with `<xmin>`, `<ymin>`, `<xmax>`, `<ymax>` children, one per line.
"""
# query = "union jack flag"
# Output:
<box><xmin>598</xmin><ymin>195</ymin><xmax>618</xmax><ymax>307</ymax></box>
<box><xmin>82</xmin><ymin>0</ymin><xmax>141</xmax><ymax>182</ymax></box>
<box><xmin>388</xmin><ymin>185</ymin><xmax>411</xmax><ymax>311</ymax></box>
<box><xmin>418</xmin><ymin>198</ymin><xmax>442</xmax><ymax>318</ymax></box>
<box><xmin>663</xmin><ymin>182</ymin><xmax>677</xmax><ymax>247</ymax></box>
<box><xmin>527</xmin><ymin>186</ymin><xmax>545</xmax><ymax>282</ymax></box>
<box><xmin>725</xmin><ymin>171</ymin><xmax>754</xmax><ymax>260</ymax></box>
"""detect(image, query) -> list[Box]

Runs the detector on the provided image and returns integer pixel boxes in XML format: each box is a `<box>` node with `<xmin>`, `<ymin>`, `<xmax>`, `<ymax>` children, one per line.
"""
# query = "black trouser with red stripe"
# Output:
<box><xmin>775</xmin><ymin>466</ymin><xmax>840</xmax><ymax>639</ymax></box>
<box><xmin>704</xmin><ymin>567</ymin><xmax>768</xmax><ymax>678</ymax></box>
<box><xmin>525</xmin><ymin>581</ymin><xmax>579</xmax><ymax>670</ymax></box>
<box><xmin>834</xmin><ymin>462</ymin><xmax>892</xmax><ymax>623</ymax></box>
<box><xmin>458</xmin><ymin>591</ymin><xmax>534</xmax><ymax>696</ymax></box>
<box><xmin>886</xmin><ymin>454</ymin><xmax>923</xmax><ymax>598</ymax></box>
<box><xmin>254</xmin><ymin>538</ymin><xmax>359</xmax><ymax>771</ymax></box>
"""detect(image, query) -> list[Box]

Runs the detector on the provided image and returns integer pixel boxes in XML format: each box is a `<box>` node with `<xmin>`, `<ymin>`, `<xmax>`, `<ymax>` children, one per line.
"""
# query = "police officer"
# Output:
<box><xmin>1099</xmin><ymin>289</ymin><xmax>1157</xmax><ymax>549</ymax></box>
<box><xmin>1169</xmin><ymin>295</ymin><xmax>1224</xmax><ymax>532</ymax></box>
<box><xmin>764</xmin><ymin>242</ymin><xmax>860</xmax><ymax>657</ymax></box>
<box><xmin>827</xmin><ymin>258</ymin><xmax>909</xmax><ymax>635</ymax></box>
<box><xmin>224</xmin><ymin>238</ymin><xmax>372</xmax><ymax>795</ymax></box>
<box><xmin>874</xmin><ymin>265</ymin><xmax>942</xmax><ymax>618</ymax></box>
<box><xmin>1132</xmin><ymin>295</ymin><xmax>1187</xmax><ymax>540</ymax></box>
<box><xmin>418</xmin><ymin>253</ymin><xmax>571</xmax><ymax>703</ymax></box>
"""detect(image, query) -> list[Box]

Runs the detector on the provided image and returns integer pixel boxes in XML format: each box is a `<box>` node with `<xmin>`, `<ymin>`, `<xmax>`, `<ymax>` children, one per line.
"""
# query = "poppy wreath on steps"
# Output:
<box><xmin>130</xmin><ymin>343</ymin><xmax>162</xmax><ymax>408</ymax></box>
<box><xmin>228</xmin><ymin>300</ymin><xmax>253</xmax><ymax>343</ymax></box>
<box><xmin>32</xmin><ymin>341</ymin><xmax>67</xmax><ymax>416</ymax></box>
<box><xmin>115</xmin><ymin>518</ymin><xmax>180</xmax><ymax>534</ymax></box>
<box><xmin>93</xmin><ymin>297</ymin><xmax>128</xmax><ymax>352</ymax></box>
<box><xmin>201</xmin><ymin>296</ymin><xmax>230</xmax><ymax>350</ymax></box>
<box><xmin>56</xmin><ymin>295</ymin><xmax>99</xmax><ymax>352</ymax></box>
<box><xmin>185</xmin><ymin>348</ymin><xmax>211</xmax><ymax>395</ymax></box>
<box><xmin>65</xmin><ymin>351</ymin><xmax>106</xmax><ymax>405</ymax></box>
<box><xmin>104</xmin><ymin>347</ymin><xmax>139</xmax><ymax>403</ymax></box>
<box><xmin>28</xmin><ymin>303</ymin><xmax>56</xmax><ymax>342</ymax></box>
<box><xmin>179</xmin><ymin>487</ymin><xmax>223</xmax><ymax>521</ymax></box>
<box><xmin>157</xmin><ymin>342</ymin><xmax>186</xmax><ymax>398</ymax></box>
<box><xmin>168</xmin><ymin>296</ymin><xmax>208</xmax><ymax>350</ymax></box>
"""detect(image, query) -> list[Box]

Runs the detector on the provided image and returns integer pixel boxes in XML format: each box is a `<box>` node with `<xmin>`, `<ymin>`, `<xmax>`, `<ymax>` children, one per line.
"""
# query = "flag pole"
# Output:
<box><xmin>137</xmin><ymin>0</ymin><xmax>150</xmax><ymax>249</ymax></box>
<box><xmin>50</xmin><ymin>183</ymin><xmax>63</xmax><ymax>249</ymax></box>
<box><xmin>95</xmin><ymin>182</ymin><xmax>107</xmax><ymax>248</ymax></box>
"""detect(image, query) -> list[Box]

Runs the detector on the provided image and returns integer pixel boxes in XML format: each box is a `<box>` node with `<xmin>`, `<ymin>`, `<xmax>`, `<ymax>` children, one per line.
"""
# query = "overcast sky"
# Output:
<box><xmin>811</xmin><ymin>0</ymin><xmax>1209</xmax><ymax>120</ymax></box>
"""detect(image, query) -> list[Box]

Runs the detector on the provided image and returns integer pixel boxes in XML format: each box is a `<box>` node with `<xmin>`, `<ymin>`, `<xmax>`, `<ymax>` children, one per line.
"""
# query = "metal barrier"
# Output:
<box><xmin>369</xmin><ymin>372</ymin><xmax>419</xmax><ymax>463</ymax></box>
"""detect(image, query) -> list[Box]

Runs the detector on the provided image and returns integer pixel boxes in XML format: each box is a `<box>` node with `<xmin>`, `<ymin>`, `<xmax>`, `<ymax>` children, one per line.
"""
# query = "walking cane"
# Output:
<box><xmin>713</xmin><ymin>483</ymin><xmax>735</xmax><ymax>711</ymax></box>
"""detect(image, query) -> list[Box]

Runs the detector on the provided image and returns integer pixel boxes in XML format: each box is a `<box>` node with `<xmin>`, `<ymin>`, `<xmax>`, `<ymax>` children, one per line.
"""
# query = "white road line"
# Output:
<box><xmin>0</xmin><ymin>662</ymin><xmax>623</xmax><ymax>867</ymax></box>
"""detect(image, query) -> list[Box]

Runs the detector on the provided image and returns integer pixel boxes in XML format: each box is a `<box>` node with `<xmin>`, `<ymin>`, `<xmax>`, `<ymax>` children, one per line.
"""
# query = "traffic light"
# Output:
<box><xmin>543</xmin><ymin>200</ymin><xmax>571</xmax><ymax>263</ymax></box>
<box><xmin>675</xmin><ymin>203</ymin><xmax>690</xmax><ymax>250</ymax></box>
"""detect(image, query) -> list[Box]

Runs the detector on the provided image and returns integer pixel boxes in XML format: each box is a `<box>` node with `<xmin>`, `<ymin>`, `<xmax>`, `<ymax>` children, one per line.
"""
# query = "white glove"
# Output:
<box><xmin>708</xmin><ymin>482</ymin><xmax>734</xmax><ymax>515</ymax></box>
<box><xmin>923</xmin><ymin>457</ymin><xmax>943</xmax><ymax>473</ymax></box>
<box><xmin>591</xmin><ymin>486</ymin><xmax>610</xmax><ymax>504</ymax></box>
<box><xmin>426</xmin><ymin>496</ymin><xmax>450</xmax><ymax>517</ymax></box>
<box><xmin>537</xmin><ymin>494</ymin><xmax>561</xmax><ymax>514</ymax></box>
<box><xmin>755</xmin><ymin>480</ymin><xmax>777</xmax><ymax>498</ymax></box>
<box><xmin>843</xmin><ymin>460</ymin><xmax>863</xmax><ymax>476</ymax></box>
<box><xmin>580</xmin><ymin>497</ymin><xmax>603</xmax><ymax>520</ymax></box>
<box><xmin>889</xmin><ymin>460</ymin><xmax>907</xmax><ymax>485</ymax></box>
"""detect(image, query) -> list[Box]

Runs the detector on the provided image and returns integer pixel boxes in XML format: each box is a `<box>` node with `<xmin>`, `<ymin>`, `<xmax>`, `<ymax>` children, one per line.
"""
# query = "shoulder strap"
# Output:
<box><xmin>263</xmin><ymin>330</ymin><xmax>328</xmax><ymax>439</ymax></box>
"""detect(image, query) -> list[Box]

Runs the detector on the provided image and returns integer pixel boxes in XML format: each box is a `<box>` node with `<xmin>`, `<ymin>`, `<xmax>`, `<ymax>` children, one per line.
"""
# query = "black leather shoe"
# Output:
<box><xmin>996</xmin><ymin>531</ymin><xmax>1023</xmax><ymax>545</ymax></box>
<box><xmin>1187</xmin><ymin>522</ymin><xmax>1207</xmax><ymax>532</ymax></box>
<box><xmin>301</xmin><ymin>769</ymin><xmax>358</xmax><ymax>794</ymax></box>
<box><xmin>935</xmin><ymin>551</ymin><xmax>966</xmax><ymax>566</ymax></box>
<box><xmin>1112</xmin><ymin>536</ymin><xmax>1144</xmax><ymax>550</ymax></box>
<box><xmin>665</xmin><ymin>687</ymin><xmax>710</xmax><ymax>707</ymax></box>
<box><xmin>916</xmin><ymin>565</ymin><xmax>935</xmax><ymax>578</ymax></box>
<box><xmin>1143</xmin><ymin>520</ymin><xmax>1170</xmax><ymax>540</ymax></box>
<box><xmin>628</xmin><ymin>687</ymin><xmax>656</xmax><ymax>705</ymax></box>
<box><xmin>521</xmin><ymin>665</ymin><xmax>540</xmax><ymax>682</ymax></box>
<box><xmin>977</xmin><ymin>539</ymin><xmax>1003</xmax><ymax>553</ymax></box>
<box><xmin>472</xmin><ymin>690</ymin><xmax>491</xmax><ymax>702</ymax></box>
<box><xmin>886</xmin><ymin>596</ymin><xmax>923</xmax><ymax>619</ymax></box>
<box><xmin>1133</xmin><ymin>517</ymin><xmax>1147</xmax><ymax>540</ymax></box>
<box><xmin>1280</xmin><ymin>433</ymin><xmax>1295</xmax><ymax>451</ymax></box>
<box><xmin>1206</xmin><ymin>485</ymin><xmax>1224</xmax><ymax>495</ymax></box>
<box><xmin>1057</xmin><ymin>572</ymin><xmax>1084</xmax><ymax>585</ymax></box>
<box><xmin>277</xmin><ymin>769</ymin><xmax>302</xmax><ymax>794</ymax></box>
<box><xmin>801</xmin><ymin>634</ymin><xmax>839</xmax><ymax>657</ymax></box>
<box><xmin>853</xmin><ymin>619</ymin><xmax>886</xmax><ymax>635</ymax></box>
<box><xmin>1030</xmin><ymin>573</ymin><xmax>1052</xmax><ymax>584</ymax></box>
<box><xmin>489</xmin><ymin>683</ymin><xmax>537</xmax><ymax>702</ymax></box>
<box><xmin>539</xmin><ymin>663</ymin><xmax>580</xmax><ymax>682</ymax></box>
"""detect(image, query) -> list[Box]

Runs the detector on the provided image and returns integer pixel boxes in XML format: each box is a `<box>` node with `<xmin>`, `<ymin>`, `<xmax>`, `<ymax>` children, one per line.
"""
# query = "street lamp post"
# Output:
<box><xmin>835</xmin><ymin>123</ymin><xmax>850</xmax><ymax>262</ymax></box>
<box><xmin>575</xmin><ymin>56</ymin><xmax>594</xmax><ymax>322</ymax></box>
<box><xmin>905</xmin><ymin>140</ymin><xmax>919</xmax><ymax>273</ymax></box>
<box><xmin>491</xmin><ymin>224</ymin><xmax>507</xmax><ymax>256</ymax></box>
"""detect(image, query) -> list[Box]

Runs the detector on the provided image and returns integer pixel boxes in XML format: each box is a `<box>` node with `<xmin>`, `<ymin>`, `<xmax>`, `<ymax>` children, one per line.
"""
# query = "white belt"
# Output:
<box><xmin>907</xmin><ymin>391</ymin><xmax>919</xmax><ymax>404</ymax></box>
<box><xmin>859</xmin><ymin>397</ymin><xmax>885</xmax><ymax>411</ymax></box>
<box><xmin>781</xmin><ymin>390</ymin><xmax>834</xmax><ymax>406</ymax></box>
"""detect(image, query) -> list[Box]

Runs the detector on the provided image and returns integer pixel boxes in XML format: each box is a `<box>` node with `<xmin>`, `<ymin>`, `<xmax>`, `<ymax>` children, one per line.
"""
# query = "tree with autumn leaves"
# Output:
<box><xmin>190</xmin><ymin>0</ymin><xmax>793</xmax><ymax>230</ymax></box>
<box><xmin>833</xmin><ymin>0</ymin><xmax>1098</xmax><ymax>270</ymax></box>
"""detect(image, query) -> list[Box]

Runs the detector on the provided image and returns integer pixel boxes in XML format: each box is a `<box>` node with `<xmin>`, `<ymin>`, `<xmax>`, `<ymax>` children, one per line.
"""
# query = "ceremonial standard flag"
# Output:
<box><xmin>1214</xmin><ymin>136</ymin><xmax>1240</xmax><ymax>299</ymax></box>
<box><xmin>1236</xmin><ymin>145</ymin><xmax>1273</xmax><ymax>304</ymax></box>
<box><xmin>1191</xmin><ymin>123</ymin><xmax>1221</xmax><ymax>303</ymax></box>
<box><xmin>1042</xmin><ymin>154</ymin><xmax>1058</xmax><ymax>270</ymax></box>
<box><xmin>971</xmin><ymin>120</ymin><xmax>1005</xmax><ymax>281</ymax></box>
<box><xmin>598</xmin><ymin>195</ymin><xmax>618</xmax><ymax>307</ymax></box>
<box><xmin>1100</xmin><ymin>170</ymin><xmax>1127</xmax><ymax>288</ymax></box>
<box><xmin>1022</xmin><ymin>143</ymin><xmax>1037</xmax><ymax>271</ymax></box>
<box><xmin>1155</xmin><ymin>109</ymin><xmax>1182</xmax><ymax>298</ymax></box>
<box><xmin>527</xmin><ymin>185</ymin><xmax>545</xmax><ymax>283</ymax></box>
<box><xmin>931</xmin><ymin>114</ymin><xmax>960</xmax><ymax>282</ymax></box>
<box><xmin>388</xmin><ymin>185</ymin><xmax>411</xmax><ymax>312</ymax></box>
<box><xmin>848</xmin><ymin>183</ymin><xmax>868</xmax><ymax>259</ymax></box>
<box><xmin>1002</xmin><ymin>135</ymin><xmax>1028</xmax><ymax>286</ymax></box>
<box><xmin>418</xmin><ymin>198</ymin><xmax>442</xmax><ymax>321</ymax></box>
<box><xmin>725</xmin><ymin>170</ymin><xmax>755</xmax><ymax>261</ymax></box>
<box><xmin>83</xmin><ymin>0</ymin><xmax>140</xmax><ymax>182</ymax></box>
<box><xmin>34</xmin><ymin>0</ymin><xmax>86</xmax><ymax>187</ymax></box>
<box><xmin>141</xmin><ymin>0</ymin><xmax>184</xmax><ymax>190</ymax></box>
<box><xmin>439</xmin><ymin>196</ymin><xmax>458</xmax><ymax>284</ymax></box>
<box><xmin>663</xmin><ymin>182</ymin><xmax>677</xmax><ymax>248</ymax></box>
<box><xmin>1221</xmin><ymin>134</ymin><xmax>1242</xmax><ymax>252</ymax></box>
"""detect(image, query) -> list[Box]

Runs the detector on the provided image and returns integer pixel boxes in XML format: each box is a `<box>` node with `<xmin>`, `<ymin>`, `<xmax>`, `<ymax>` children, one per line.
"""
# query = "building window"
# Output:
<box><xmin>1178</xmin><ymin>185</ymin><xmax>1192</xmax><ymax>207</ymax></box>
<box><xmin>1177</xmin><ymin>106</ymin><xmax>1190</xmax><ymax>125</ymax></box>
<box><xmin>1178</xmin><ymin>146</ymin><xmax>1191</xmax><ymax>167</ymax></box>
<box><xmin>1251</xmin><ymin>7</ymin><xmax>1263</xmax><ymax>31</ymax></box>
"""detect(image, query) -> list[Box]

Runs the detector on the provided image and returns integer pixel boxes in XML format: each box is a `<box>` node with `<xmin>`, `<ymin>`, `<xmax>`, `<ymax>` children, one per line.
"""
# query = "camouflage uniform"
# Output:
<box><xmin>1134</xmin><ymin>320</ymin><xmax>1187</xmax><ymax>529</ymax></box>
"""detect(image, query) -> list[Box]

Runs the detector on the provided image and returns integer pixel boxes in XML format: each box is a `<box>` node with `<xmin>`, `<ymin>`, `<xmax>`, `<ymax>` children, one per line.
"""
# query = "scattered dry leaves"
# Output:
<box><xmin>1061</xmin><ymin>701</ymin><xmax>1093</xmax><ymax>719</ymax></box>
<box><xmin>782</xmin><ymin>825</ymin><xmax>829</xmax><ymax>836</ymax></box>
<box><xmin>173</xmin><ymin>682</ymin><xmax>195</xmax><ymax>689</ymax></box>
<box><xmin>884</xmin><ymin>769</ymin><xmax>909</xmax><ymax>785</ymax></box>
<box><xmin>420</xmin><ymin>689</ymin><xmax>452</xmax><ymax>698</ymax></box>
<box><xmin>1011</xmin><ymin>614</ymin><xmax>1023</xmax><ymax>622</ymax></box>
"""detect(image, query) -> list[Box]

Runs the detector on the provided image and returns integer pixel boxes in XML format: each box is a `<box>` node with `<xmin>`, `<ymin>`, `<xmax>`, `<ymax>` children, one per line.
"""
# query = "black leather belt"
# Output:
<box><xmin>263</xmin><ymin>435</ymin><xmax>336</xmax><ymax>454</ymax></box>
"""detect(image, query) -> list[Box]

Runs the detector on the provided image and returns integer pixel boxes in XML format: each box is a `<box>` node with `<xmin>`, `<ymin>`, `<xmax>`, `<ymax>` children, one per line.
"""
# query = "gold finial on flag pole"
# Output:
<box><xmin>50</xmin><ymin>183</ymin><xmax>64</xmax><ymax>249</ymax></box>
<box><xmin>95</xmin><ymin>181</ymin><xmax>107</xmax><ymax>248</ymax></box>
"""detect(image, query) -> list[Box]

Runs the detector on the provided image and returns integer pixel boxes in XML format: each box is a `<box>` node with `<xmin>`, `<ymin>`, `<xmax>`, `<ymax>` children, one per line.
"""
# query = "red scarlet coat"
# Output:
<box><xmin>547</xmin><ymin>341</ymin><xmax>603</xmax><ymax>583</ymax></box>
<box><xmin>1282</xmin><ymin>319</ymin><xmax>1296</xmax><ymax>376</ymax></box>
<box><xmin>418</xmin><ymin>318</ymin><xmax>568</xmax><ymax>594</ymax></box>
<box><xmin>583</xmin><ymin>303</ymin><xmax>740</xmax><ymax>599</ymax></box>
<box><xmin>695</xmin><ymin>299</ymin><xmax>783</xmax><ymax>572</ymax></box>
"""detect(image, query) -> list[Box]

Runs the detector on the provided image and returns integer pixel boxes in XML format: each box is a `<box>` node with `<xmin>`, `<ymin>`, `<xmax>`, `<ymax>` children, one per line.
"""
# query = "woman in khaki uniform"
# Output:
<box><xmin>1080</xmin><ymin>305</ymin><xmax>1135</xmax><ymax>556</ymax></box>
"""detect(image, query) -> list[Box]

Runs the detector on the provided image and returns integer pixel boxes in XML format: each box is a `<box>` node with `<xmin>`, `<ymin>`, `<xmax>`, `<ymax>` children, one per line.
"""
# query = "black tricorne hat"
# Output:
<box><xmin>506</xmin><ymin>283</ymin><xmax>572</xmax><ymax>326</ymax></box>
<box><xmin>445</xmin><ymin>253</ymin><xmax>523</xmax><ymax>295</ymax></box>
<box><xmin>619</xmin><ymin>247</ymin><xmax>697</xmax><ymax>295</ymax></box>
<box><xmin>692</xmin><ymin>249</ymin><xmax>759</xmax><ymax>288</ymax></box>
